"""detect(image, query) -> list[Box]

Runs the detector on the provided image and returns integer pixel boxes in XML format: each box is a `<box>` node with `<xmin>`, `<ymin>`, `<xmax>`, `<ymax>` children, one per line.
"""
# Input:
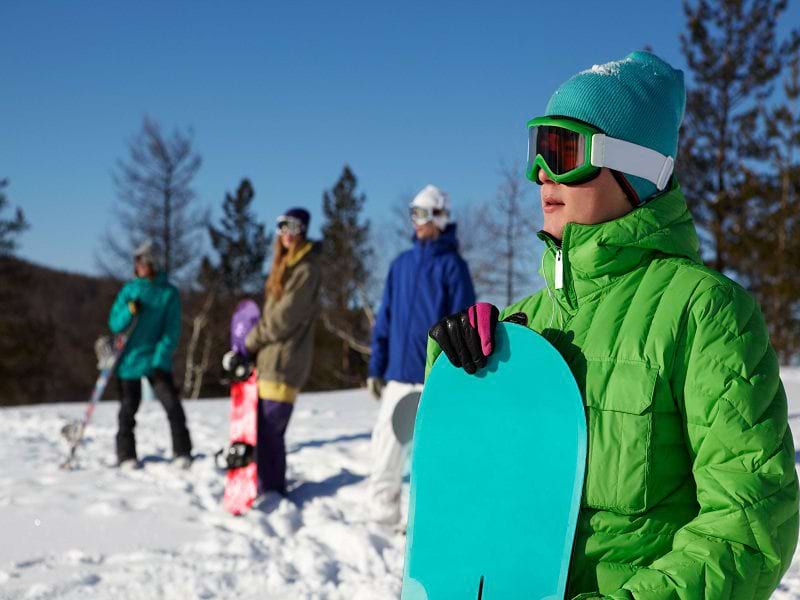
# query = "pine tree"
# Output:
<box><xmin>727</xmin><ymin>54</ymin><xmax>800</xmax><ymax>363</ymax></box>
<box><xmin>678</xmin><ymin>0</ymin><xmax>799</xmax><ymax>272</ymax></box>
<box><xmin>319</xmin><ymin>165</ymin><xmax>373</xmax><ymax>383</ymax></box>
<box><xmin>182</xmin><ymin>179</ymin><xmax>270</xmax><ymax>398</ymax></box>
<box><xmin>206</xmin><ymin>178</ymin><xmax>270</xmax><ymax>297</ymax></box>
<box><xmin>0</xmin><ymin>179</ymin><xmax>29</xmax><ymax>257</ymax></box>
<box><xmin>321</xmin><ymin>166</ymin><xmax>372</xmax><ymax>309</ymax></box>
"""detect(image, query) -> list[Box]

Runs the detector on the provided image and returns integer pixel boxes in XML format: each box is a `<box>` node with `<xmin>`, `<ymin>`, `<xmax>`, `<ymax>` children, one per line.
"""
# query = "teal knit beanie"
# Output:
<box><xmin>544</xmin><ymin>51</ymin><xmax>685</xmax><ymax>203</ymax></box>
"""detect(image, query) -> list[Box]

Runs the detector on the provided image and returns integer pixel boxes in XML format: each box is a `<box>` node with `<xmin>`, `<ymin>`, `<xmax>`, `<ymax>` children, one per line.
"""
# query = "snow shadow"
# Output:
<box><xmin>139</xmin><ymin>454</ymin><xmax>171</xmax><ymax>465</ymax></box>
<box><xmin>289</xmin><ymin>432</ymin><xmax>371</xmax><ymax>453</ymax></box>
<box><xmin>289</xmin><ymin>468</ymin><xmax>366</xmax><ymax>506</ymax></box>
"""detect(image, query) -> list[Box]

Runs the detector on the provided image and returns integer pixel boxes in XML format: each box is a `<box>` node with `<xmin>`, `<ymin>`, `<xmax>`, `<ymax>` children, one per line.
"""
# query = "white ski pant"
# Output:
<box><xmin>368</xmin><ymin>380</ymin><xmax>423</xmax><ymax>525</ymax></box>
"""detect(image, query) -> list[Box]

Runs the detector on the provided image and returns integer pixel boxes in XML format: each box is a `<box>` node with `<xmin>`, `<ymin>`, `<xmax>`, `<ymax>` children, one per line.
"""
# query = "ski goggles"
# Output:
<box><xmin>409</xmin><ymin>206</ymin><xmax>448</xmax><ymax>226</ymax></box>
<box><xmin>275</xmin><ymin>215</ymin><xmax>306</xmax><ymax>236</ymax></box>
<box><xmin>526</xmin><ymin>116</ymin><xmax>674</xmax><ymax>191</ymax></box>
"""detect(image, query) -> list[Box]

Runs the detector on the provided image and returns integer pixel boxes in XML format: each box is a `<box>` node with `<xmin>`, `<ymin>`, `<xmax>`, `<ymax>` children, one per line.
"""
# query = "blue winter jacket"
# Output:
<box><xmin>369</xmin><ymin>224</ymin><xmax>475</xmax><ymax>384</ymax></box>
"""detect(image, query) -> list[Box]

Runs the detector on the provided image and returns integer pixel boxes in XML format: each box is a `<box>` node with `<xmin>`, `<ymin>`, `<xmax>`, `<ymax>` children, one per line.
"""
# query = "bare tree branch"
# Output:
<box><xmin>99</xmin><ymin>116</ymin><xmax>206</xmax><ymax>284</ymax></box>
<box><xmin>321</xmin><ymin>312</ymin><xmax>371</xmax><ymax>355</ymax></box>
<box><xmin>182</xmin><ymin>289</ymin><xmax>216</xmax><ymax>397</ymax></box>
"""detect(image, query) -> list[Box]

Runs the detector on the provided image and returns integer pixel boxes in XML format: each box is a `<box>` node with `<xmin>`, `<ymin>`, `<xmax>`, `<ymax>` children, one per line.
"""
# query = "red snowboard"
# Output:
<box><xmin>223</xmin><ymin>371</ymin><xmax>259</xmax><ymax>515</ymax></box>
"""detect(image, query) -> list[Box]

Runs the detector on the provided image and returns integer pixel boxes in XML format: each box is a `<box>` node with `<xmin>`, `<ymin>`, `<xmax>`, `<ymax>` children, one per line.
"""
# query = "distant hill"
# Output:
<box><xmin>0</xmin><ymin>256</ymin><xmax>255</xmax><ymax>405</ymax></box>
<box><xmin>0</xmin><ymin>256</ymin><xmax>125</xmax><ymax>405</ymax></box>
<box><xmin>0</xmin><ymin>256</ymin><xmax>358</xmax><ymax>405</ymax></box>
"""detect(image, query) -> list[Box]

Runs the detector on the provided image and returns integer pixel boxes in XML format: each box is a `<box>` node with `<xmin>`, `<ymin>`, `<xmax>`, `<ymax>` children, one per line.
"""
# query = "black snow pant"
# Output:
<box><xmin>116</xmin><ymin>369</ymin><xmax>192</xmax><ymax>463</ymax></box>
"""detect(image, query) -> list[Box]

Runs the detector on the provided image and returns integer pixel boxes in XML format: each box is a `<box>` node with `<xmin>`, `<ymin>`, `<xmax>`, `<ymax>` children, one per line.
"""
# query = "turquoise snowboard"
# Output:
<box><xmin>401</xmin><ymin>323</ymin><xmax>587</xmax><ymax>600</ymax></box>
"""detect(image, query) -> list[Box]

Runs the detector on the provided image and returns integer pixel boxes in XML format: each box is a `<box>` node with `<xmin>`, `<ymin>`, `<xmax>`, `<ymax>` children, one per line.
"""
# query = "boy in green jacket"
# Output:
<box><xmin>108</xmin><ymin>240</ymin><xmax>192</xmax><ymax>469</ymax></box>
<box><xmin>428</xmin><ymin>51</ymin><xmax>799</xmax><ymax>599</ymax></box>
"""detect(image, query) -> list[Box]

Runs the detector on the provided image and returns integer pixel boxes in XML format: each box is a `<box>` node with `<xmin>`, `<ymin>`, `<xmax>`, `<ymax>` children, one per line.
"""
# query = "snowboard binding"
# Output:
<box><xmin>61</xmin><ymin>421</ymin><xmax>85</xmax><ymax>444</ymax></box>
<box><xmin>215</xmin><ymin>442</ymin><xmax>255</xmax><ymax>471</ymax></box>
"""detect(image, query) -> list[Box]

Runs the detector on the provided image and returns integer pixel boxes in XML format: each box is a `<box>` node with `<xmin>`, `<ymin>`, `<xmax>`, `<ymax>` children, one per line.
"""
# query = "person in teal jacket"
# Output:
<box><xmin>427</xmin><ymin>52</ymin><xmax>798</xmax><ymax>598</ymax></box>
<box><xmin>108</xmin><ymin>240</ymin><xmax>192</xmax><ymax>469</ymax></box>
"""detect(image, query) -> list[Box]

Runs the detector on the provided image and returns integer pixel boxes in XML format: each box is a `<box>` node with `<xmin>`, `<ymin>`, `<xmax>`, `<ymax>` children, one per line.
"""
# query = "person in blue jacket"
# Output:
<box><xmin>108</xmin><ymin>240</ymin><xmax>192</xmax><ymax>469</ymax></box>
<box><xmin>366</xmin><ymin>184</ymin><xmax>476</xmax><ymax>525</ymax></box>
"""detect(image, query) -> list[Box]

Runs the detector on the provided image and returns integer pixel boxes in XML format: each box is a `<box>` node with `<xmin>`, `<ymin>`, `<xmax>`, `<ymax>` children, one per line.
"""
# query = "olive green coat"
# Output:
<box><xmin>245</xmin><ymin>242</ymin><xmax>321</xmax><ymax>392</ymax></box>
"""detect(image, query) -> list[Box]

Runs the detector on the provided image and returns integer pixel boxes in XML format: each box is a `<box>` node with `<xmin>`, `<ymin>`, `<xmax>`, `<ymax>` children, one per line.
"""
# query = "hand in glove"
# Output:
<box><xmin>222</xmin><ymin>350</ymin><xmax>253</xmax><ymax>382</ymax></box>
<box><xmin>128</xmin><ymin>299</ymin><xmax>141</xmax><ymax>315</ymax></box>
<box><xmin>367</xmin><ymin>377</ymin><xmax>384</xmax><ymax>401</ymax></box>
<box><xmin>428</xmin><ymin>303</ymin><xmax>528</xmax><ymax>374</ymax></box>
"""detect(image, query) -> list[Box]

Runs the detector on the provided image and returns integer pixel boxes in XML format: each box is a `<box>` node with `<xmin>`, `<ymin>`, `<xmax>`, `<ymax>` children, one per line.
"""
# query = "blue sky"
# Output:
<box><xmin>0</xmin><ymin>1</ymin><xmax>780</xmax><ymax>276</ymax></box>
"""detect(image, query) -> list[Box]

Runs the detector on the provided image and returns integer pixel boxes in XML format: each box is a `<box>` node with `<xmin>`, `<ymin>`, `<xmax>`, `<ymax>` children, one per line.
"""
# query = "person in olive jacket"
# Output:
<box><xmin>428</xmin><ymin>52</ymin><xmax>798</xmax><ymax>599</ymax></box>
<box><xmin>108</xmin><ymin>240</ymin><xmax>192</xmax><ymax>469</ymax></box>
<box><xmin>245</xmin><ymin>208</ymin><xmax>321</xmax><ymax>496</ymax></box>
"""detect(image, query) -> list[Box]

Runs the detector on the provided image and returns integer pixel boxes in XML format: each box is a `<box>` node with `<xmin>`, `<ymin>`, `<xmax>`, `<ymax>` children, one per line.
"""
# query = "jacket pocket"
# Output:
<box><xmin>580</xmin><ymin>359</ymin><xmax>658</xmax><ymax>514</ymax></box>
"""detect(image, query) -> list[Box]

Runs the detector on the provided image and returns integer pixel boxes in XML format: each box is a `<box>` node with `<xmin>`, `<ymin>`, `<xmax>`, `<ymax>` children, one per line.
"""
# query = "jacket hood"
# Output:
<box><xmin>413</xmin><ymin>223</ymin><xmax>460</xmax><ymax>256</ymax></box>
<box><xmin>538</xmin><ymin>182</ymin><xmax>701</xmax><ymax>305</ymax></box>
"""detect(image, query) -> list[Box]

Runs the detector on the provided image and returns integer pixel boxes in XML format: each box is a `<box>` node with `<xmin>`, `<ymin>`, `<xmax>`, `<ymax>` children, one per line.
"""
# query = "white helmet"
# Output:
<box><xmin>409</xmin><ymin>185</ymin><xmax>451</xmax><ymax>230</ymax></box>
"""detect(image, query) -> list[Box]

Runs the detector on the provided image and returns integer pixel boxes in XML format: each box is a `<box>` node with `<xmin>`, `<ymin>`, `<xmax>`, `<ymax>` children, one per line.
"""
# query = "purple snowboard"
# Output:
<box><xmin>231</xmin><ymin>299</ymin><xmax>260</xmax><ymax>356</ymax></box>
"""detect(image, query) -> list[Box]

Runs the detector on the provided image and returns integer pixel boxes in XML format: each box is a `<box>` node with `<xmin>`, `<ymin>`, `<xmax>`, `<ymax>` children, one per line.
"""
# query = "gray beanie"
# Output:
<box><xmin>134</xmin><ymin>239</ymin><xmax>162</xmax><ymax>271</ymax></box>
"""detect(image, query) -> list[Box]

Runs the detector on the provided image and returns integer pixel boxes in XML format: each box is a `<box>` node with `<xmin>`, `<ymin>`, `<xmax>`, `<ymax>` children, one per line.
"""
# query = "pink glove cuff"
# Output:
<box><xmin>467</xmin><ymin>303</ymin><xmax>495</xmax><ymax>357</ymax></box>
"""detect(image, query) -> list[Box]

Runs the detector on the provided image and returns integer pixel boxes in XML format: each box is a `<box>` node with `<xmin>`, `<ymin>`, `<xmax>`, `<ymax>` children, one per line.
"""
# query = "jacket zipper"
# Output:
<box><xmin>554</xmin><ymin>249</ymin><xmax>564</xmax><ymax>290</ymax></box>
<box><xmin>399</xmin><ymin>246</ymin><xmax>424</xmax><ymax>381</ymax></box>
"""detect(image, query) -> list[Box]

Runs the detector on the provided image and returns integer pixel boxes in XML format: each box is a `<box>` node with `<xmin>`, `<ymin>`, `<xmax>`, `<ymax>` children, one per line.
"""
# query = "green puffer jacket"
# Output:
<box><xmin>426</xmin><ymin>183</ymin><xmax>798</xmax><ymax>599</ymax></box>
<box><xmin>108</xmin><ymin>273</ymin><xmax>181</xmax><ymax>379</ymax></box>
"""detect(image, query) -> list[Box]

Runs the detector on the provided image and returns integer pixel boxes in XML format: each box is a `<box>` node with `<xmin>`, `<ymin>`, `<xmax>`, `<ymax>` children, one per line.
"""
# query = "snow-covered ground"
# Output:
<box><xmin>776</xmin><ymin>368</ymin><xmax>800</xmax><ymax>599</ymax></box>
<box><xmin>0</xmin><ymin>370</ymin><xmax>799</xmax><ymax>600</ymax></box>
<box><xmin>0</xmin><ymin>389</ymin><xmax>404</xmax><ymax>599</ymax></box>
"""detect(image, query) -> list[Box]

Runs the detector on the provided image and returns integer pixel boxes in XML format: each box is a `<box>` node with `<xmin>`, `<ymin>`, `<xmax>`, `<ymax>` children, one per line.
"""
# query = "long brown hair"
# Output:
<box><xmin>265</xmin><ymin>236</ymin><xmax>305</xmax><ymax>301</ymax></box>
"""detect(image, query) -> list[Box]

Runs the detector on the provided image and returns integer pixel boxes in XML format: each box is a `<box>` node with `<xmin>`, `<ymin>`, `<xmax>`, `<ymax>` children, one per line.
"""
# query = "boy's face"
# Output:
<box><xmin>539</xmin><ymin>167</ymin><xmax>632</xmax><ymax>241</ymax></box>
<box><xmin>414</xmin><ymin>221</ymin><xmax>441</xmax><ymax>241</ymax></box>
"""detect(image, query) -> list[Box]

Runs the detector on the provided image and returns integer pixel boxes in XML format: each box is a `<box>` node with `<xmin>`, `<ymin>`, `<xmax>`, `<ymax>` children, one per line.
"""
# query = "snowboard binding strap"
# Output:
<box><xmin>215</xmin><ymin>442</ymin><xmax>255</xmax><ymax>470</ymax></box>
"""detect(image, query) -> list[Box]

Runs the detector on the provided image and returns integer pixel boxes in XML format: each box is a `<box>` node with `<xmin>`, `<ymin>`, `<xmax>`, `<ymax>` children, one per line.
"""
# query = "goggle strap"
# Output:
<box><xmin>590</xmin><ymin>134</ymin><xmax>674</xmax><ymax>191</ymax></box>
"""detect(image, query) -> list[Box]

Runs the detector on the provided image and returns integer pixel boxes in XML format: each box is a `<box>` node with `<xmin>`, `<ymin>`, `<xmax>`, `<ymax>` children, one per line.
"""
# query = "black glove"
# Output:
<box><xmin>429</xmin><ymin>304</ymin><xmax>528</xmax><ymax>375</ymax></box>
<box><xmin>428</xmin><ymin>303</ymin><xmax>498</xmax><ymax>374</ymax></box>
<box><xmin>222</xmin><ymin>350</ymin><xmax>254</xmax><ymax>382</ymax></box>
<box><xmin>366</xmin><ymin>377</ymin><xmax>384</xmax><ymax>401</ymax></box>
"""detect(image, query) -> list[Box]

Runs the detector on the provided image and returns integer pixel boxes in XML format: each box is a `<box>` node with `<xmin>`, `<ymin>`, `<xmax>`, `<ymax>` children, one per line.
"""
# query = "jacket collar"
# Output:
<box><xmin>287</xmin><ymin>241</ymin><xmax>314</xmax><ymax>267</ymax></box>
<box><xmin>412</xmin><ymin>223</ymin><xmax>459</xmax><ymax>257</ymax></box>
<box><xmin>537</xmin><ymin>182</ymin><xmax>701</xmax><ymax>310</ymax></box>
<box><xmin>137</xmin><ymin>272</ymin><xmax>168</xmax><ymax>286</ymax></box>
